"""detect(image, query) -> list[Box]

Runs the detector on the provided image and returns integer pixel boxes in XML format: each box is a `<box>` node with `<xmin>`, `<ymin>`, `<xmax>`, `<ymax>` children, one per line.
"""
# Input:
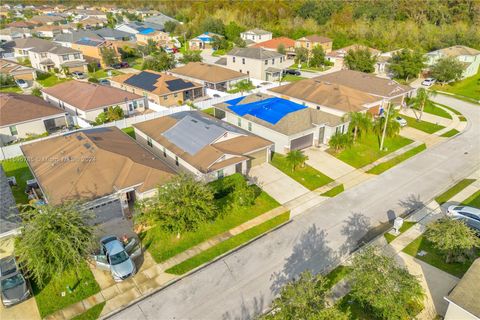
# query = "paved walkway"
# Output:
<box><xmin>248</xmin><ymin>163</ymin><xmax>310</xmax><ymax>204</ymax></box>
<box><xmin>46</xmin><ymin>205</ymin><xmax>288</xmax><ymax>320</ymax></box>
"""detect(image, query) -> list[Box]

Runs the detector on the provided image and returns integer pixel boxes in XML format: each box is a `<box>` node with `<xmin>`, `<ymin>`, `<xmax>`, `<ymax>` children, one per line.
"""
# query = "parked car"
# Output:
<box><xmin>283</xmin><ymin>69</ymin><xmax>301</xmax><ymax>76</ymax></box>
<box><xmin>110</xmin><ymin>62</ymin><xmax>129</xmax><ymax>69</ymax></box>
<box><xmin>98</xmin><ymin>79</ymin><xmax>110</xmax><ymax>86</ymax></box>
<box><xmin>395</xmin><ymin>116</ymin><xmax>407</xmax><ymax>127</ymax></box>
<box><xmin>0</xmin><ymin>256</ymin><xmax>31</xmax><ymax>307</ymax></box>
<box><xmin>447</xmin><ymin>205</ymin><xmax>480</xmax><ymax>233</ymax></box>
<box><xmin>15</xmin><ymin>79</ymin><xmax>28</xmax><ymax>89</ymax></box>
<box><xmin>72</xmin><ymin>71</ymin><xmax>85</xmax><ymax>79</ymax></box>
<box><xmin>92</xmin><ymin>235</ymin><xmax>141</xmax><ymax>282</ymax></box>
<box><xmin>421</xmin><ymin>78</ymin><xmax>436</xmax><ymax>86</ymax></box>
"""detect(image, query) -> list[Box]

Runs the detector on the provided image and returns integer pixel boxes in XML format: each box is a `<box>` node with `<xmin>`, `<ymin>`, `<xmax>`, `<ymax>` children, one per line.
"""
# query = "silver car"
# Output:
<box><xmin>447</xmin><ymin>205</ymin><xmax>480</xmax><ymax>233</ymax></box>
<box><xmin>92</xmin><ymin>235</ymin><xmax>141</xmax><ymax>282</ymax></box>
<box><xmin>0</xmin><ymin>256</ymin><xmax>31</xmax><ymax>307</ymax></box>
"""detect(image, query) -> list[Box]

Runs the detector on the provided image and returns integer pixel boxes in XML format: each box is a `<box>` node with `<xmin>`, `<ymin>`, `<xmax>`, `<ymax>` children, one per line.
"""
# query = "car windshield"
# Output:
<box><xmin>109</xmin><ymin>251</ymin><xmax>129</xmax><ymax>265</ymax></box>
<box><xmin>1</xmin><ymin>274</ymin><xmax>24</xmax><ymax>291</ymax></box>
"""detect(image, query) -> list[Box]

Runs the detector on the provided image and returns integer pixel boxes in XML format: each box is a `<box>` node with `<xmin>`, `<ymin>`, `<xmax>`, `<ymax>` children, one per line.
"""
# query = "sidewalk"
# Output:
<box><xmin>46</xmin><ymin>205</ymin><xmax>288</xmax><ymax>320</ymax></box>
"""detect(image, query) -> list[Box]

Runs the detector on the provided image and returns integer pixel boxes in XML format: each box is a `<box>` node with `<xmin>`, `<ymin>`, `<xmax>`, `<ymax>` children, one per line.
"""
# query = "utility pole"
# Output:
<box><xmin>380</xmin><ymin>100</ymin><xmax>390</xmax><ymax>151</ymax></box>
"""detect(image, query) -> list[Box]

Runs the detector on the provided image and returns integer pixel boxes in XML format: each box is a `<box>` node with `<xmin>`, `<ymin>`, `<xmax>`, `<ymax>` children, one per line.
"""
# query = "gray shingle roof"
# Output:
<box><xmin>54</xmin><ymin>30</ymin><xmax>102</xmax><ymax>43</ymax></box>
<box><xmin>227</xmin><ymin>47</ymin><xmax>284</xmax><ymax>60</ymax></box>
<box><xmin>94</xmin><ymin>28</ymin><xmax>132</xmax><ymax>40</ymax></box>
<box><xmin>0</xmin><ymin>167</ymin><xmax>20</xmax><ymax>235</ymax></box>
<box><xmin>243</xmin><ymin>28</ymin><xmax>271</xmax><ymax>35</ymax></box>
<box><xmin>144</xmin><ymin>13</ymin><xmax>178</xmax><ymax>28</ymax></box>
<box><xmin>14</xmin><ymin>37</ymin><xmax>80</xmax><ymax>55</ymax></box>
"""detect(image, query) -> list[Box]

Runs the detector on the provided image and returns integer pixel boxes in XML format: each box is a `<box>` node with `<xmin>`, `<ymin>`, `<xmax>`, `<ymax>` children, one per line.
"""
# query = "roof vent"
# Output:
<box><xmin>83</xmin><ymin>143</ymin><xmax>91</xmax><ymax>149</ymax></box>
<box><xmin>76</xmin><ymin>135</ymin><xmax>84</xmax><ymax>141</ymax></box>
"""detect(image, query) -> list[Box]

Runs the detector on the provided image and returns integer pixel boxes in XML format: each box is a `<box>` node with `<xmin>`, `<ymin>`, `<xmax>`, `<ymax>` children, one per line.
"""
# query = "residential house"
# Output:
<box><xmin>224</xmin><ymin>47</ymin><xmax>290</xmax><ymax>81</ymax></box>
<box><xmin>94</xmin><ymin>28</ymin><xmax>133</xmax><ymax>41</ymax></box>
<box><xmin>0</xmin><ymin>41</ymin><xmax>15</xmax><ymax>58</ymax></box>
<box><xmin>144</xmin><ymin>13</ymin><xmax>179</xmax><ymax>29</ymax></box>
<box><xmin>42</xmin><ymin>80</ymin><xmax>147</xmax><ymax>122</ymax></box>
<box><xmin>5</xmin><ymin>20</ymin><xmax>37</xmax><ymax>28</ymax></box>
<box><xmin>135</xmin><ymin>9</ymin><xmax>160</xmax><ymax>18</ymax></box>
<box><xmin>240</xmin><ymin>29</ymin><xmax>273</xmax><ymax>44</ymax></box>
<box><xmin>71</xmin><ymin>38</ymin><xmax>118</xmax><ymax>67</ymax></box>
<box><xmin>77</xmin><ymin>17</ymin><xmax>106</xmax><ymax>29</ymax></box>
<box><xmin>115</xmin><ymin>21</ymin><xmax>164</xmax><ymax>35</ymax></box>
<box><xmin>0</xmin><ymin>58</ymin><xmax>36</xmax><ymax>80</ymax></box>
<box><xmin>71</xmin><ymin>9</ymin><xmax>107</xmax><ymax>20</ymax></box>
<box><xmin>269</xmin><ymin>78</ymin><xmax>383</xmax><ymax>117</ymax></box>
<box><xmin>21</xmin><ymin>127</ymin><xmax>176</xmax><ymax>224</ymax></box>
<box><xmin>425</xmin><ymin>45</ymin><xmax>480</xmax><ymax>78</ymax></box>
<box><xmin>0</xmin><ymin>93</ymin><xmax>67</xmax><ymax>146</ymax></box>
<box><xmin>326</xmin><ymin>44</ymin><xmax>381</xmax><ymax>64</ymax></box>
<box><xmin>14</xmin><ymin>38</ymin><xmax>87</xmax><ymax>73</ymax></box>
<box><xmin>374</xmin><ymin>49</ymin><xmax>404</xmax><ymax>77</ymax></box>
<box><xmin>168</xmin><ymin>62</ymin><xmax>249</xmax><ymax>92</ymax></box>
<box><xmin>444</xmin><ymin>258</ymin><xmax>480</xmax><ymax>320</ymax></box>
<box><xmin>110</xmin><ymin>70</ymin><xmax>204</xmax><ymax>107</ymax></box>
<box><xmin>133</xmin><ymin>111</ymin><xmax>273</xmax><ymax>182</ymax></box>
<box><xmin>0</xmin><ymin>27</ymin><xmax>32</xmax><ymax>42</ymax></box>
<box><xmin>0</xmin><ymin>166</ymin><xmax>20</xmax><ymax>237</ymax></box>
<box><xmin>53</xmin><ymin>30</ymin><xmax>103</xmax><ymax>47</ymax></box>
<box><xmin>30</xmin><ymin>15</ymin><xmax>65</xmax><ymax>26</ymax></box>
<box><xmin>33</xmin><ymin>25</ymin><xmax>72</xmax><ymax>38</ymax></box>
<box><xmin>214</xmin><ymin>93</ymin><xmax>348</xmax><ymax>153</ymax></box>
<box><xmin>314</xmin><ymin>70</ymin><xmax>414</xmax><ymax>106</ymax></box>
<box><xmin>295</xmin><ymin>35</ymin><xmax>333</xmax><ymax>53</ymax></box>
<box><xmin>135</xmin><ymin>29</ymin><xmax>170</xmax><ymax>46</ymax></box>
<box><xmin>189</xmin><ymin>32</ymin><xmax>222</xmax><ymax>50</ymax></box>
<box><xmin>252</xmin><ymin>37</ymin><xmax>296</xmax><ymax>58</ymax></box>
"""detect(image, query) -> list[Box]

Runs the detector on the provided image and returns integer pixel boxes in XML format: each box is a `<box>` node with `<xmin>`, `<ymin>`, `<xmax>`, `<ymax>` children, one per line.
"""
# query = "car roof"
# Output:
<box><xmin>0</xmin><ymin>256</ymin><xmax>18</xmax><ymax>278</ymax></box>
<box><xmin>456</xmin><ymin>206</ymin><xmax>480</xmax><ymax>216</ymax></box>
<box><xmin>103</xmin><ymin>238</ymin><xmax>125</xmax><ymax>255</ymax></box>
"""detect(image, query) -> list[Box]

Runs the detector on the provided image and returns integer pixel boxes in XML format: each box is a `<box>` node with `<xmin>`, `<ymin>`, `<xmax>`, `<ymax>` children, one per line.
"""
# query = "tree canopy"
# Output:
<box><xmin>430</xmin><ymin>57</ymin><xmax>465</xmax><ymax>84</ymax></box>
<box><xmin>142</xmin><ymin>52</ymin><xmax>176</xmax><ymax>71</ymax></box>
<box><xmin>388</xmin><ymin>49</ymin><xmax>425</xmax><ymax>80</ymax></box>
<box><xmin>344</xmin><ymin>48</ymin><xmax>377</xmax><ymax>73</ymax></box>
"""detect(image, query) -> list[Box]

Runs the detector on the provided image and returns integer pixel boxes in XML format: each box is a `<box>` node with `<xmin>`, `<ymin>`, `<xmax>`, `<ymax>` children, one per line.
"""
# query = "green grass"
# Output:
<box><xmin>337</xmin><ymin>294</ymin><xmax>376</xmax><ymax>320</ymax></box>
<box><xmin>124</xmin><ymin>57</ymin><xmax>143</xmax><ymax>70</ymax></box>
<box><xmin>0</xmin><ymin>86</ymin><xmax>22</xmax><ymax>93</ymax></box>
<box><xmin>459</xmin><ymin>115</ymin><xmax>467</xmax><ymax>121</ymax></box>
<box><xmin>281</xmin><ymin>74</ymin><xmax>307</xmax><ymax>82</ymax></box>
<box><xmin>142</xmin><ymin>184</ymin><xmax>280</xmax><ymax>263</ymax></box>
<box><xmin>320</xmin><ymin>184</ymin><xmax>345</xmax><ymax>197</ymax></box>
<box><xmin>165</xmin><ymin>211</ymin><xmax>290</xmax><ymax>275</ymax></box>
<box><xmin>1</xmin><ymin>156</ymin><xmax>34</xmax><ymax>205</ymax></box>
<box><xmin>227</xmin><ymin>83</ymin><xmax>256</xmax><ymax>94</ymax></box>
<box><xmin>403</xmin><ymin>115</ymin><xmax>445</xmax><ymax>134</ymax></box>
<box><xmin>33</xmin><ymin>263</ymin><xmax>101</xmax><ymax>318</ymax></box>
<box><xmin>412</xmin><ymin>104</ymin><xmax>452</xmax><ymax>119</ymax></box>
<box><xmin>384</xmin><ymin>221</ymin><xmax>416</xmax><ymax>243</ymax></box>
<box><xmin>325</xmin><ymin>265</ymin><xmax>352</xmax><ymax>290</ymax></box>
<box><xmin>271</xmin><ymin>153</ymin><xmax>333</xmax><ymax>190</ymax></box>
<box><xmin>122</xmin><ymin>127</ymin><xmax>135</xmax><ymax>139</ymax></box>
<box><xmin>88</xmin><ymin>69</ymin><xmax>122</xmax><ymax>79</ymax></box>
<box><xmin>435</xmin><ymin>179</ymin><xmax>476</xmax><ymax>205</ymax></box>
<box><xmin>202</xmin><ymin>107</ymin><xmax>215</xmax><ymax>116</ymax></box>
<box><xmin>290</xmin><ymin>63</ymin><xmax>329</xmax><ymax>72</ymax></box>
<box><xmin>433</xmin><ymin>102</ymin><xmax>468</xmax><ymax>121</ymax></box>
<box><xmin>440</xmin><ymin>129</ymin><xmax>460</xmax><ymax>137</ymax></box>
<box><xmin>212</xmin><ymin>49</ymin><xmax>227</xmax><ymax>56</ymax></box>
<box><xmin>71</xmin><ymin>302</ymin><xmax>105</xmax><ymax>320</ymax></box>
<box><xmin>328</xmin><ymin>133</ymin><xmax>413</xmax><ymax>168</ymax></box>
<box><xmin>431</xmin><ymin>71</ymin><xmax>480</xmax><ymax>102</ymax></box>
<box><xmin>367</xmin><ymin>144</ymin><xmax>426</xmax><ymax>175</ymax></box>
<box><xmin>461</xmin><ymin>190</ymin><xmax>480</xmax><ymax>208</ymax></box>
<box><xmin>403</xmin><ymin>235</ymin><xmax>479</xmax><ymax>277</ymax></box>
<box><xmin>37</xmin><ymin>74</ymin><xmax>71</xmax><ymax>87</ymax></box>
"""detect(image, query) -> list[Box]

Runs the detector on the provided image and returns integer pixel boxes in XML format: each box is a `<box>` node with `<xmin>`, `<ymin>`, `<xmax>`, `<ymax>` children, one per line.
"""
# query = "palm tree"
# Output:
<box><xmin>412</xmin><ymin>88</ymin><xmax>436</xmax><ymax>121</ymax></box>
<box><xmin>234</xmin><ymin>80</ymin><xmax>253</xmax><ymax>95</ymax></box>
<box><xmin>329</xmin><ymin>132</ymin><xmax>353</xmax><ymax>152</ymax></box>
<box><xmin>285</xmin><ymin>150</ymin><xmax>308</xmax><ymax>172</ymax></box>
<box><xmin>344</xmin><ymin>112</ymin><xmax>372</xmax><ymax>142</ymax></box>
<box><xmin>375</xmin><ymin>105</ymin><xmax>401</xmax><ymax>150</ymax></box>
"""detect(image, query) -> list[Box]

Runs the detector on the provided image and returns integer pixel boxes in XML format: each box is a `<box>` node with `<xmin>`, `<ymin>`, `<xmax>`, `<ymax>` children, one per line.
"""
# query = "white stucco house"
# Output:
<box><xmin>425</xmin><ymin>45</ymin><xmax>480</xmax><ymax>79</ymax></box>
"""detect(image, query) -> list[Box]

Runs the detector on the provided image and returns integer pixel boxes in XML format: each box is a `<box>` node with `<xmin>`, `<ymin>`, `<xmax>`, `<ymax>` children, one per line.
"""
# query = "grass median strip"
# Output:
<box><xmin>320</xmin><ymin>184</ymin><xmax>344</xmax><ymax>197</ymax></box>
<box><xmin>71</xmin><ymin>302</ymin><xmax>105</xmax><ymax>320</ymax></box>
<box><xmin>435</xmin><ymin>178</ymin><xmax>476</xmax><ymax>204</ymax></box>
<box><xmin>165</xmin><ymin>211</ymin><xmax>290</xmax><ymax>275</ymax></box>
<box><xmin>440</xmin><ymin>129</ymin><xmax>460</xmax><ymax>137</ymax></box>
<box><xmin>413</xmin><ymin>104</ymin><xmax>452</xmax><ymax>119</ymax></box>
<box><xmin>367</xmin><ymin>144</ymin><xmax>426</xmax><ymax>175</ymax></box>
<box><xmin>403</xmin><ymin>115</ymin><xmax>445</xmax><ymax>134</ymax></box>
<box><xmin>384</xmin><ymin>221</ymin><xmax>416</xmax><ymax>243</ymax></box>
<box><xmin>461</xmin><ymin>190</ymin><xmax>480</xmax><ymax>207</ymax></box>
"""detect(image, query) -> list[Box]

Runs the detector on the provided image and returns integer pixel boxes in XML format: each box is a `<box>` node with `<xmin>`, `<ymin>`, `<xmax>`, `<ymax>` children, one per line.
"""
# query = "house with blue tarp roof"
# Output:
<box><xmin>214</xmin><ymin>93</ymin><xmax>348</xmax><ymax>154</ymax></box>
<box><xmin>189</xmin><ymin>32</ymin><xmax>223</xmax><ymax>50</ymax></box>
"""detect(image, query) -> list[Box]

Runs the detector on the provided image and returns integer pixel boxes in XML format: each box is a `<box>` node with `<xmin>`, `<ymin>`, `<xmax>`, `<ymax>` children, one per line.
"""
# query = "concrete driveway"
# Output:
<box><xmin>304</xmin><ymin>148</ymin><xmax>355</xmax><ymax>180</ymax></box>
<box><xmin>248</xmin><ymin>163</ymin><xmax>309</xmax><ymax>204</ymax></box>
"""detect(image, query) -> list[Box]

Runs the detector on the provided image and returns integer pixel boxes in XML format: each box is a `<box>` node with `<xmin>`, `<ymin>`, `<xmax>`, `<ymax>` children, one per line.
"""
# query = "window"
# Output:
<box><xmin>239</xmin><ymin>69</ymin><xmax>242</xmax><ymax>73</ymax></box>
<box><xmin>248</xmin><ymin>122</ymin><xmax>252</xmax><ymax>131</ymax></box>
<box><xmin>242</xmin><ymin>58</ymin><xmax>245</xmax><ymax>65</ymax></box>
<box><xmin>62</xmin><ymin>54</ymin><xmax>69</xmax><ymax>61</ymax></box>
<box><xmin>174</xmin><ymin>93</ymin><xmax>178</xmax><ymax>98</ymax></box>
<box><xmin>40</xmin><ymin>53</ymin><xmax>47</xmax><ymax>58</ymax></box>
<box><xmin>74</xmin><ymin>53</ymin><xmax>81</xmax><ymax>59</ymax></box>
<box><xmin>232</xmin><ymin>57</ymin><xmax>235</xmax><ymax>63</ymax></box>
<box><xmin>163</xmin><ymin>95</ymin><xmax>168</xmax><ymax>100</ymax></box>
<box><xmin>103</xmin><ymin>107</ymin><xmax>108</xmax><ymax>112</ymax></box>
<box><xmin>264</xmin><ymin>60</ymin><xmax>268</xmax><ymax>65</ymax></box>
<box><xmin>217</xmin><ymin>169</ymin><xmax>224</xmax><ymax>179</ymax></box>
<box><xmin>272</xmin><ymin>58</ymin><xmax>274</xmax><ymax>64</ymax></box>
<box><xmin>147</xmin><ymin>137</ymin><xmax>152</xmax><ymax>147</ymax></box>
<box><xmin>237</xmin><ymin>117</ymin><xmax>242</xmax><ymax>127</ymax></box>
<box><xmin>306</xmin><ymin>42</ymin><xmax>310</xmax><ymax>48</ymax></box>
<box><xmin>163</xmin><ymin>147</ymin><xmax>166</xmax><ymax>157</ymax></box>
<box><xmin>247</xmin><ymin>71</ymin><xmax>250</xmax><ymax>75</ymax></box>
<box><xmin>175</xmin><ymin>156</ymin><xmax>179</xmax><ymax>166</ymax></box>
<box><xmin>9</xmin><ymin>125</ymin><xmax>17</xmax><ymax>136</ymax></box>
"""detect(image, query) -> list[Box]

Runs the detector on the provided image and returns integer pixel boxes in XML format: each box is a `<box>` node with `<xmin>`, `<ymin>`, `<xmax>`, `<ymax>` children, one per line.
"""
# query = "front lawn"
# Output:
<box><xmin>33</xmin><ymin>263</ymin><xmax>100</xmax><ymax>318</ymax></box>
<box><xmin>123</xmin><ymin>57</ymin><xmax>143</xmax><ymax>70</ymax></box>
<box><xmin>403</xmin><ymin>115</ymin><xmax>445</xmax><ymax>134</ymax></box>
<box><xmin>431</xmin><ymin>71</ymin><xmax>480</xmax><ymax>102</ymax></box>
<box><xmin>384</xmin><ymin>221</ymin><xmax>416</xmax><ymax>243</ymax></box>
<box><xmin>367</xmin><ymin>144</ymin><xmax>426</xmax><ymax>175</ymax></box>
<box><xmin>320</xmin><ymin>184</ymin><xmax>344</xmax><ymax>197</ymax></box>
<box><xmin>71</xmin><ymin>302</ymin><xmax>105</xmax><ymax>320</ymax></box>
<box><xmin>412</xmin><ymin>104</ymin><xmax>452</xmax><ymax>119</ymax></box>
<box><xmin>0</xmin><ymin>86</ymin><xmax>22</xmax><ymax>93</ymax></box>
<box><xmin>271</xmin><ymin>153</ymin><xmax>333</xmax><ymax>190</ymax></box>
<box><xmin>435</xmin><ymin>178</ymin><xmax>476</xmax><ymax>204</ymax></box>
<box><xmin>1</xmin><ymin>156</ymin><xmax>34</xmax><ymax>205</ymax></box>
<box><xmin>461</xmin><ymin>190</ymin><xmax>480</xmax><ymax>207</ymax></box>
<box><xmin>37</xmin><ymin>74</ymin><xmax>71</xmax><ymax>87</ymax></box>
<box><xmin>440</xmin><ymin>129</ymin><xmax>460</xmax><ymax>137</ymax></box>
<box><xmin>122</xmin><ymin>127</ymin><xmax>135</xmax><ymax>139</ymax></box>
<box><xmin>165</xmin><ymin>211</ymin><xmax>290</xmax><ymax>275</ymax></box>
<box><xmin>402</xmin><ymin>235</ymin><xmax>479</xmax><ymax>277</ymax></box>
<box><xmin>141</xmin><ymin>176</ymin><xmax>280</xmax><ymax>263</ymax></box>
<box><xmin>281</xmin><ymin>75</ymin><xmax>306</xmax><ymax>82</ymax></box>
<box><xmin>202</xmin><ymin>107</ymin><xmax>215</xmax><ymax>116</ymax></box>
<box><xmin>328</xmin><ymin>134</ymin><xmax>413</xmax><ymax>168</ymax></box>
<box><xmin>88</xmin><ymin>69</ymin><xmax>122</xmax><ymax>79</ymax></box>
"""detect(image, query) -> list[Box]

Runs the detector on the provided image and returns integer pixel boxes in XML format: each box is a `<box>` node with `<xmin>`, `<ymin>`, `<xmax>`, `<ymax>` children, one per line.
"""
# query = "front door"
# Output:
<box><xmin>318</xmin><ymin>126</ymin><xmax>325</xmax><ymax>145</ymax></box>
<box><xmin>235</xmin><ymin>162</ymin><xmax>242</xmax><ymax>173</ymax></box>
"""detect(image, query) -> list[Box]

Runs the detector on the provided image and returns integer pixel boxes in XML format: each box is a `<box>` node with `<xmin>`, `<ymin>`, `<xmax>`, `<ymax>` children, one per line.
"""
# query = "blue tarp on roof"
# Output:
<box><xmin>226</xmin><ymin>97</ymin><xmax>307</xmax><ymax>125</ymax></box>
<box><xmin>138</xmin><ymin>28</ymin><xmax>155</xmax><ymax>35</ymax></box>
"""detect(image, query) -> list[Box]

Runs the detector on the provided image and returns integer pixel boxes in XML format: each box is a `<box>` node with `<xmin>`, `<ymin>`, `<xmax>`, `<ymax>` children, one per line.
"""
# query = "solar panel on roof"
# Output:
<box><xmin>165</xmin><ymin>79</ymin><xmax>195</xmax><ymax>92</ymax></box>
<box><xmin>124</xmin><ymin>72</ymin><xmax>161</xmax><ymax>92</ymax></box>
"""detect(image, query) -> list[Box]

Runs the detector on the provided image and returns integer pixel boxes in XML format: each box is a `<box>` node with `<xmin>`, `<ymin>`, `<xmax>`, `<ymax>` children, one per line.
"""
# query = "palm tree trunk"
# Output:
<box><xmin>419</xmin><ymin>100</ymin><xmax>425</xmax><ymax>121</ymax></box>
<box><xmin>353</xmin><ymin>126</ymin><xmax>358</xmax><ymax>142</ymax></box>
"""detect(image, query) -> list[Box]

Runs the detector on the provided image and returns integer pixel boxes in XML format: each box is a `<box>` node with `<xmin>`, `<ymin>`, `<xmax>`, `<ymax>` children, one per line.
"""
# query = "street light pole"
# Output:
<box><xmin>380</xmin><ymin>100</ymin><xmax>390</xmax><ymax>151</ymax></box>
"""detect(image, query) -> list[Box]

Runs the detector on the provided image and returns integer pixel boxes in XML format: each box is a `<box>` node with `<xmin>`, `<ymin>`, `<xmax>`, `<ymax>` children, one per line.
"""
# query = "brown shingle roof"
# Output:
<box><xmin>21</xmin><ymin>127</ymin><xmax>176</xmax><ymax>205</ymax></box>
<box><xmin>252</xmin><ymin>37</ymin><xmax>296</xmax><ymax>50</ymax></box>
<box><xmin>0</xmin><ymin>93</ymin><xmax>65</xmax><ymax>127</ymax></box>
<box><xmin>302</xmin><ymin>35</ymin><xmax>332</xmax><ymax>43</ymax></box>
<box><xmin>42</xmin><ymin>80</ymin><xmax>142</xmax><ymax>111</ymax></box>
<box><xmin>446</xmin><ymin>258</ymin><xmax>480</xmax><ymax>318</ymax></box>
<box><xmin>269</xmin><ymin>78</ymin><xmax>381</xmax><ymax>113</ymax></box>
<box><xmin>437</xmin><ymin>45</ymin><xmax>480</xmax><ymax>57</ymax></box>
<box><xmin>315</xmin><ymin>70</ymin><xmax>413</xmax><ymax>98</ymax></box>
<box><xmin>111</xmin><ymin>70</ymin><xmax>203</xmax><ymax>96</ymax></box>
<box><xmin>169</xmin><ymin>62</ymin><xmax>248</xmax><ymax>84</ymax></box>
<box><xmin>133</xmin><ymin>111</ymin><xmax>272</xmax><ymax>173</ymax></box>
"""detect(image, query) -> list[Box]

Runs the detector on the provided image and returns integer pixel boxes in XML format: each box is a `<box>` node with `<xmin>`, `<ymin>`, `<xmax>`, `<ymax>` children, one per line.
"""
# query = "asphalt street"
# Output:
<box><xmin>110</xmin><ymin>95</ymin><xmax>480</xmax><ymax>320</ymax></box>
